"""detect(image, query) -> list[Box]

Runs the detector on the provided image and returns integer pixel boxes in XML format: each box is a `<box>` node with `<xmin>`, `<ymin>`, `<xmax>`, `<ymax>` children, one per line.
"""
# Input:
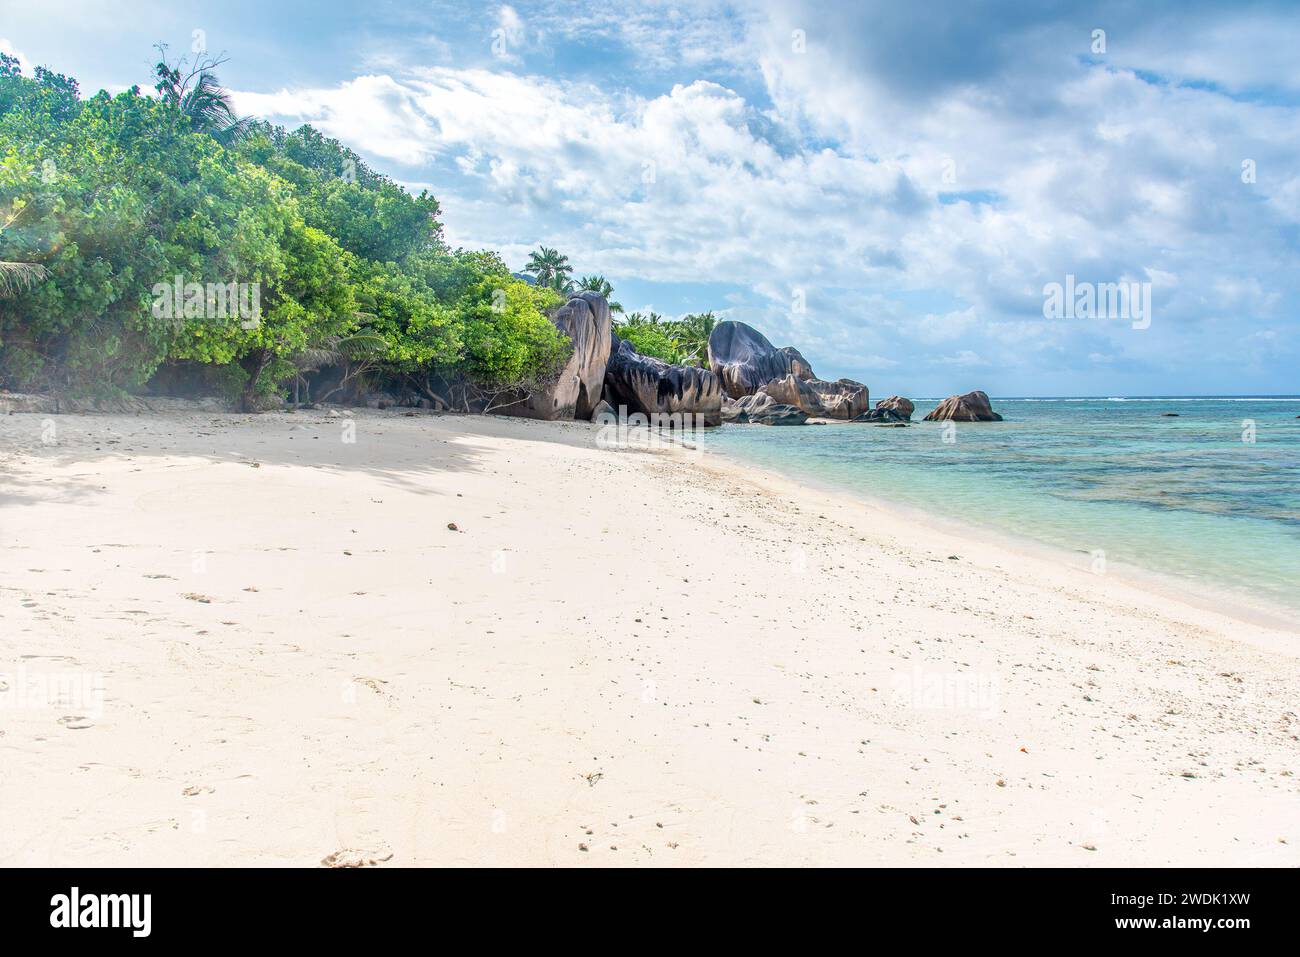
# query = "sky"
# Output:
<box><xmin>3</xmin><ymin>0</ymin><xmax>1299</xmax><ymax>396</ymax></box>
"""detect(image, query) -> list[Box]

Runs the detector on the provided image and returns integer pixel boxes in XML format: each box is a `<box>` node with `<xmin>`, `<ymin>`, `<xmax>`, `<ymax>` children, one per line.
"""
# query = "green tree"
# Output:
<box><xmin>671</xmin><ymin>310</ymin><xmax>716</xmax><ymax>367</ymax></box>
<box><xmin>0</xmin><ymin>84</ymin><xmax>187</xmax><ymax>391</ymax></box>
<box><xmin>524</xmin><ymin>246</ymin><xmax>573</xmax><ymax>293</ymax></box>
<box><xmin>456</xmin><ymin>277</ymin><xmax>569</xmax><ymax>411</ymax></box>
<box><xmin>614</xmin><ymin>311</ymin><xmax>680</xmax><ymax>363</ymax></box>
<box><xmin>163</xmin><ymin>157</ymin><xmax>359</xmax><ymax>409</ymax></box>
<box><xmin>240</xmin><ymin>123</ymin><xmax>443</xmax><ymax>263</ymax></box>
<box><xmin>153</xmin><ymin>49</ymin><xmax>250</xmax><ymax>145</ymax></box>
<box><xmin>576</xmin><ymin>274</ymin><xmax>622</xmax><ymax>313</ymax></box>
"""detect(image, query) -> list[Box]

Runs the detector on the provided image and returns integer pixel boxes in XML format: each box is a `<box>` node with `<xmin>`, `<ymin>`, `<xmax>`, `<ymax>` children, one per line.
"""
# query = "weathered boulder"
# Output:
<box><xmin>722</xmin><ymin>392</ymin><xmax>808</xmax><ymax>426</ymax></box>
<box><xmin>778</xmin><ymin>346</ymin><xmax>816</xmax><ymax>381</ymax></box>
<box><xmin>855</xmin><ymin>395</ymin><xmax>914</xmax><ymax>422</ymax></box>
<box><xmin>589</xmin><ymin>399</ymin><xmax>614</xmax><ymax>423</ymax></box>
<box><xmin>760</xmin><ymin>374</ymin><xmax>870</xmax><ymax>420</ymax></box>
<box><xmin>707</xmin><ymin>320</ymin><xmax>815</xmax><ymax>398</ymax></box>
<box><xmin>756</xmin><ymin>374</ymin><xmax>822</xmax><ymax>414</ymax></box>
<box><xmin>877</xmin><ymin>395</ymin><xmax>915</xmax><ymax>419</ymax></box>
<box><xmin>856</xmin><ymin>408</ymin><xmax>905</xmax><ymax>423</ymax></box>
<box><xmin>503</xmin><ymin>291</ymin><xmax>612</xmax><ymax>421</ymax></box>
<box><xmin>813</xmin><ymin>378</ymin><xmax>871</xmax><ymax>419</ymax></box>
<box><xmin>603</xmin><ymin>338</ymin><xmax>723</xmax><ymax>427</ymax></box>
<box><xmin>923</xmin><ymin>390</ymin><xmax>1003</xmax><ymax>422</ymax></box>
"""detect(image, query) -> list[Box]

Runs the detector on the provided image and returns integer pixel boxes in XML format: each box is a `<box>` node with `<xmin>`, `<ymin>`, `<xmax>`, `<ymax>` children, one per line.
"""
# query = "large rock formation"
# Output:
<box><xmin>814</xmin><ymin>378</ymin><xmax>871</xmax><ymax>419</ymax></box>
<box><xmin>707</xmin><ymin>319</ymin><xmax>868</xmax><ymax>418</ymax></box>
<box><xmin>759</xmin><ymin>374</ymin><xmax>870</xmax><ymax>420</ymax></box>
<box><xmin>603</xmin><ymin>336</ymin><xmax>723</xmax><ymax>427</ymax></box>
<box><xmin>855</xmin><ymin>395</ymin><xmax>914</xmax><ymax>423</ymax></box>
<box><xmin>503</xmin><ymin>291</ymin><xmax>612</xmax><ymax>421</ymax></box>
<box><xmin>707</xmin><ymin>320</ymin><xmax>814</xmax><ymax>399</ymax></box>
<box><xmin>722</xmin><ymin>392</ymin><xmax>808</xmax><ymax>426</ymax></box>
<box><xmin>923</xmin><ymin>390</ymin><xmax>1003</xmax><ymax>422</ymax></box>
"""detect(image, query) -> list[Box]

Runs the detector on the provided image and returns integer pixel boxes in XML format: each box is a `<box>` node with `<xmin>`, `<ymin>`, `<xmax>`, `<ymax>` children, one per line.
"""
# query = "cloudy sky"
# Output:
<box><xmin>4</xmin><ymin>0</ymin><xmax>1299</xmax><ymax>395</ymax></box>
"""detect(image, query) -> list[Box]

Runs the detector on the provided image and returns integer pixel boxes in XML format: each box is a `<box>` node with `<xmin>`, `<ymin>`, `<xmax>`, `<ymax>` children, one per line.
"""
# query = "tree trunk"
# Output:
<box><xmin>241</xmin><ymin>348</ymin><xmax>270</xmax><ymax>412</ymax></box>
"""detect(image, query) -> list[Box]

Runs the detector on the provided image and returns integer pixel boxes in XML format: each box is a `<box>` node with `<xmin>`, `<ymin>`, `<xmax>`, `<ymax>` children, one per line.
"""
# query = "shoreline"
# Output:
<box><xmin>695</xmin><ymin>440</ymin><xmax>1300</xmax><ymax>642</ymax></box>
<box><xmin>2</xmin><ymin>408</ymin><xmax>1298</xmax><ymax>866</ymax></box>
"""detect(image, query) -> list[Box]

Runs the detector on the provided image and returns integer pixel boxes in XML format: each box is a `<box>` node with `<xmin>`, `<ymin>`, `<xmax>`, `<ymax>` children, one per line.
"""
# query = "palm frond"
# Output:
<box><xmin>335</xmin><ymin>332</ymin><xmax>389</xmax><ymax>360</ymax></box>
<box><xmin>0</xmin><ymin>261</ymin><xmax>48</xmax><ymax>297</ymax></box>
<box><xmin>292</xmin><ymin>347</ymin><xmax>340</xmax><ymax>372</ymax></box>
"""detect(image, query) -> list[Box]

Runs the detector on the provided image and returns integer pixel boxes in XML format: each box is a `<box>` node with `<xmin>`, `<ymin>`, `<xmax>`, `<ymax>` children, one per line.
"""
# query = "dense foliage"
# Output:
<box><xmin>0</xmin><ymin>53</ymin><xmax>569</xmax><ymax>408</ymax></box>
<box><xmin>613</xmin><ymin>310</ymin><xmax>716</xmax><ymax>367</ymax></box>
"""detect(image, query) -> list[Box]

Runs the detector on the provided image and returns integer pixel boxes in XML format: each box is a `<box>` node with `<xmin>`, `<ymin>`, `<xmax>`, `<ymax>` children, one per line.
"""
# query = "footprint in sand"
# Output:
<box><xmin>320</xmin><ymin>847</ymin><xmax>393</xmax><ymax>868</ymax></box>
<box><xmin>58</xmin><ymin>715</ymin><xmax>94</xmax><ymax>730</ymax></box>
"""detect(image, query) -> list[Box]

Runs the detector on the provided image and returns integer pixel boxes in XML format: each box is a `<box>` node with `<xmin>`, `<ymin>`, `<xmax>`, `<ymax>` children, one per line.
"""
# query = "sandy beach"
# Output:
<box><xmin>1</xmin><ymin>407</ymin><xmax>1297</xmax><ymax>867</ymax></box>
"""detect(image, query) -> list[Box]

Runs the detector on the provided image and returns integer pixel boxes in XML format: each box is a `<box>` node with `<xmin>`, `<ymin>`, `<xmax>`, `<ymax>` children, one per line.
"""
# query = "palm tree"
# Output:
<box><xmin>524</xmin><ymin>246</ymin><xmax>573</xmax><ymax>293</ymax></box>
<box><xmin>154</xmin><ymin>49</ymin><xmax>250</xmax><ymax>145</ymax></box>
<box><xmin>671</xmin><ymin>311</ymin><xmax>716</xmax><ymax>367</ymax></box>
<box><xmin>576</xmin><ymin>274</ymin><xmax>623</xmax><ymax>313</ymax></box>
<box><xmin>290</xmin><ymin>321</ymin><xmax>389</xmax><ymax>406</ymax></box>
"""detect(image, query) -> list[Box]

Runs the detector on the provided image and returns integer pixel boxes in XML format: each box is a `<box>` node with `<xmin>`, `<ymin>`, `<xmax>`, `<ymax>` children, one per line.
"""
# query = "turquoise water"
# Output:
<box><xmin>702</xmin><ymin>397</ymin><xmax>1300</xmax><ymax>617</ymax></box>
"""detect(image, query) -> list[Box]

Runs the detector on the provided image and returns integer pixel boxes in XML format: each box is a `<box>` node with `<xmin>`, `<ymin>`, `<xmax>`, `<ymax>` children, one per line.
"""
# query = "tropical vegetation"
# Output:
<box><xmin>613</xmin><ymin>310</ymin><xmax>716</xmax><ymax>367</ymax></box>
<box><xmin>0</xmin><ymin>50</ymin><xmax>721</xmax><ymax>409</ymax></box>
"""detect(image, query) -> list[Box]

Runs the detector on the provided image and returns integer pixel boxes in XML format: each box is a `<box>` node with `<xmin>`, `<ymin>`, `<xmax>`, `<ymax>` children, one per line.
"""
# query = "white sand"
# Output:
<box><xmin>1</xmin><ymin>408</ymin><xmax>1297</xmax><ymax>867</ymax></box>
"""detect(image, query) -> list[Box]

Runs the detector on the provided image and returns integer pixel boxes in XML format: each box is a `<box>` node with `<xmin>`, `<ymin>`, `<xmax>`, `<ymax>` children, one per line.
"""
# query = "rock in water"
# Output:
<box><xmin>855</xmin><ymin>395</ymin><xmax>914</xmax><ymax>422</ymax></box>
<box><xmin>603</xmin><ymin>339</ymin><xmax>723</xmax><ymax>426</ymax></box>
<box><xmin>723</xmin><ymin>392</ymin><xmax>808</xmax><ymax>426</ymax></box>
<box><xmin>813</xmin><ymin>378</ymin><xmax>870</xmax><ymax>419</ymax></box>
<box><xmin>760</xmin><ymin>374</ymin><xmax>870</xmax><ymax>419</ymax></box>
<box><xmin>502</xmin><ymin>291</ymin><xmax>612</xmax><ymax>420</ymax></box>
<box><xmin>876</xmin><ymin>395</ymin><xmax>915</xmax><ymax>419</ymax></box>
<box><xmin>922</xmin><ymin>390</ymin><xmax>1003</xmax><ymax>422</ymax></box>
<box><xmin>707</xmin><ymin>320</ymin><xmax>815</xmax><ymax>398</ymax></box>
<box><xmin>755</xmin><ymin>374</ymin><xmax>823</xmax><ymax>415</ymax></box>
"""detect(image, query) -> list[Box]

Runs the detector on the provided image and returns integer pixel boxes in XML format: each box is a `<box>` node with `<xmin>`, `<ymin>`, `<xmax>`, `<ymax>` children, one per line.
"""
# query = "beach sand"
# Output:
<box><xmin>1</xmin><ymin>407</ymin><xmax>1297</xmax><ymax>866</ymax></box>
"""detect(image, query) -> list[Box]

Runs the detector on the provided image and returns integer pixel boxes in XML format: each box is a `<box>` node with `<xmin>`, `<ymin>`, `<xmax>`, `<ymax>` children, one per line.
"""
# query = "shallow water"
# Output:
<box><xmin>702</xmin><ymin>397</ymin><xmax>1300</xmax><ymax>614</ymax></box>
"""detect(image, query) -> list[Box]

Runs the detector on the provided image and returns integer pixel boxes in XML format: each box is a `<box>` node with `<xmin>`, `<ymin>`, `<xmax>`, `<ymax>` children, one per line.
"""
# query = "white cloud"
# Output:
<box><xmin>224</xmin><ymin>0</ymin><xmax>1300</xmax><ymax>392</ymax></box>
<box><xmin>232</xmin><ymin>76</ymin><xmax>437</xmax><ymax>166</ymax></box>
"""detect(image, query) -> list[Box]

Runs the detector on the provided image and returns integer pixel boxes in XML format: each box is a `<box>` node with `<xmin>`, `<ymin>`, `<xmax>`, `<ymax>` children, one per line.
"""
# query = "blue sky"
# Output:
<box><xmin>3</xmin><ymin>0</ymin><xmax>1299</xmax><ymax>396</ymax></box>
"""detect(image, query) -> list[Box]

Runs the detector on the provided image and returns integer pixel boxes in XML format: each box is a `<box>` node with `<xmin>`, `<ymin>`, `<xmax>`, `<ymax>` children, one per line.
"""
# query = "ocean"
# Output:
<box><xmin>702</xmin><ymin>397</ymin><xmax>1300</xmax><ymax>618</ymax></box>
